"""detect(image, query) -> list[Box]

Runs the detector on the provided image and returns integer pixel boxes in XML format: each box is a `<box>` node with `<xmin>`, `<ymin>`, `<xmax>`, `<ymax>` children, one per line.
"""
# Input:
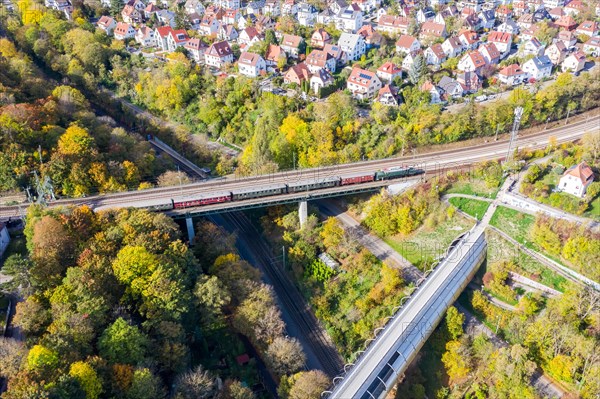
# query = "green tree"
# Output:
<box><xmin>126</xmin><ymin>368</ymin><xmax>166</xmax><ymax>399</ymax></box>
<box><xmin>0</xmin><ymin>254</ymin><xmax>34</xmax><ymax>295</ymax></box>
<box><xmin>98</xmin><ymin>318</ymin><xmax>149</xmax><ymax>365</ymax></box>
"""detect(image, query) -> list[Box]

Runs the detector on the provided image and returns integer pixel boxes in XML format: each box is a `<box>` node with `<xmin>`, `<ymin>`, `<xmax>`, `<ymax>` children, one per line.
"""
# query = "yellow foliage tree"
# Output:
<box><xmin>69</xmin><ymin>361</ymin><xmax>103</xmax><ymax>399</ymax></box>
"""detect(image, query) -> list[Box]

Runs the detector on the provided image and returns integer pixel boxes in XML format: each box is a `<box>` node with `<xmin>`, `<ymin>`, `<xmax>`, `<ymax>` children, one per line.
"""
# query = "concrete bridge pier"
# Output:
<box><xmin>186</xmin><ymin>215</ymin><xmax>195</xmax><ymax>243</ymax></box>
<box><xmin>299</xmin><ymin>200</ymin><xmax>308</xmax><ymax>228</ymax></box>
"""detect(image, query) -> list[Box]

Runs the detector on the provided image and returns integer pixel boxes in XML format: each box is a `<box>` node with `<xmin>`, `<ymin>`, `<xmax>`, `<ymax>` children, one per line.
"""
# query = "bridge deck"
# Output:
<box><xmin>328</xmin><ymin>227</ymin><xmax>487</xmax><ymax>399</ymax></box>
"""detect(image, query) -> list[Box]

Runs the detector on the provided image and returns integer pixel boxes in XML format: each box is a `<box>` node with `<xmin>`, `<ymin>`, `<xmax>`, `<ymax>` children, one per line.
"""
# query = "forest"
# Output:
<box><xmin>0</xmin><ymin>206</ymin><xmax>330</xmax><ymax>398</ymax></box>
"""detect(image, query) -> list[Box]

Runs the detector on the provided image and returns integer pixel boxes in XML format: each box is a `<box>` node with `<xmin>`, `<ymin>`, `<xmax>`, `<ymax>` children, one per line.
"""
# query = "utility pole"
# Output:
<box><xmin>282</xmin><ymin>246</ymin><xmax>286</xmax><ymax>270</ymax></box>
<box><xmin>505</xmin><ymin>106</ymin><xmax>523</xmax><ymax>165</ymax></box>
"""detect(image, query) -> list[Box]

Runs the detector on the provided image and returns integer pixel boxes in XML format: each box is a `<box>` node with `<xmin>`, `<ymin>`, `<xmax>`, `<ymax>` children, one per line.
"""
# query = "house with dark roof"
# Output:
<box><xmin>205</xmin><ymin>41</ymin><xmax>234</xmax><ymax>68</ymax></box>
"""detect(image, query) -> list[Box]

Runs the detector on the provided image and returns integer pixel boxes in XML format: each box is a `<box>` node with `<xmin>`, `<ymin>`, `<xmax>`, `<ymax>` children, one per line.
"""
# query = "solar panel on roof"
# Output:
<box><xmin>359</xmin><ymin>73</ymin><xmax>371</xmax><ymax>79</ymax></box>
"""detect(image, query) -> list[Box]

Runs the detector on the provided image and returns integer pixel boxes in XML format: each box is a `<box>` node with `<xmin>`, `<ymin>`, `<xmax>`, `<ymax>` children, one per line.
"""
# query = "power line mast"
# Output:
<box><xmin>505</xmin><ymin>106</ymin><xmax>524</xmax><ymax>164</ymax></box>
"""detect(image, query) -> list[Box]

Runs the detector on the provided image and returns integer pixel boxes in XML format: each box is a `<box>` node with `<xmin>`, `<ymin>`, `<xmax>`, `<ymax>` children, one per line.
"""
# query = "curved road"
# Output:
<box><xmin>1</xmin><ymin>114</ymin><xmax>597</xmax><ymax>219</ymax></box>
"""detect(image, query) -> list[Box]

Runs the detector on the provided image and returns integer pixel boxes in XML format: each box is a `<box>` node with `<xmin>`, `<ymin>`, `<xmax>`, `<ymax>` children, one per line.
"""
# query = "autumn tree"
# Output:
<box><xmin>445</xmin><ymin>306</ymin><xmax>464</xmax><ymax>340</ymax></box>
<box><xmin>173</xmin><ymin>365</ymin><xmax>216</xmax><ymax>399</ymax></box>
<box><xmin>265</xmin><ymin>337</ymin><xmax>306</xmax><ymax>377</ymax></box>
<box><xmin>69</xmin><ymin>361</ymin><xmax>103</xmax><ymax>399</ymax></box>
<box><xmin>285</xmin><ymin>370</ymin><xmax>330</xmax><ymax>399</ymax></box>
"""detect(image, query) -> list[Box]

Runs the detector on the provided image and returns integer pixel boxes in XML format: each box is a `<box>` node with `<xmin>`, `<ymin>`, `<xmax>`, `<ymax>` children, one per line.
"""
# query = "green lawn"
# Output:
<box><xmin>584</xmin><ymin>195</ymin><xmax>600</xmax><ymax>220</ymax></box>
<box><xmin>385</xmin><ymin>214</ymin><xmax>474</xmax><ymax>271</ymax></box>
<box><xmin>485</xmin><ymin>229</ymin><xmax>568</xmax><ymax>291</ymax></box>
<box><xmin>489</xmin><ymin>206</ymin><xmax>535</xmax><ymax>244</ymax></box>
<box><xmin>448</xmin><ymin>197</ymin><xmax>491</xmax><ymax>219</ymax></box>
<box><xmin>444</xmin><ymin>180</ymin><xmax>500</xmax><ymax>199</ymax></box>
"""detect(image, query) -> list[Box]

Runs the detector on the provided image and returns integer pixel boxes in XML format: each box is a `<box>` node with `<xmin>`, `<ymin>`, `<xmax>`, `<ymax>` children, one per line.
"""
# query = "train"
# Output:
<box><xmin>147</xmin><ymin>166</ymin><xmax>422</xmax><ymax>212</ymax></box>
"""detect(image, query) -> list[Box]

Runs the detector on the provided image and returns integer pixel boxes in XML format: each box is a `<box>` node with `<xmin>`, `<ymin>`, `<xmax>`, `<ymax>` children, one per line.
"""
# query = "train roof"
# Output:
<box><xmin>286</xmin><ymin>176</ymin><xmax>340</xmax><ymax>188</ymax></box>
<box><xmin>384</xmin><ymin>165</ymin><xmax>409</xmax><ymax>171</ymax></box>
<box><xmin>231</xmin><ymin>183</ymin><xmax>287</xmax><ymax>195</ymax></box>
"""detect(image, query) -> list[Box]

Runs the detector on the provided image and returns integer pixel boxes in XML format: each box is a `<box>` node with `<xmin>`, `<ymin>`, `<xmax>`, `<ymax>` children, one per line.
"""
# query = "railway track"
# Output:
<box><xmin>220</xmin><ymin>211</ymin><xmax>344</xmax><ymax>378</ymax></box>
<box><xmin>1</xmin><ymin>113</ymin><xmax>597</xmax><ymax>219</ymax></box>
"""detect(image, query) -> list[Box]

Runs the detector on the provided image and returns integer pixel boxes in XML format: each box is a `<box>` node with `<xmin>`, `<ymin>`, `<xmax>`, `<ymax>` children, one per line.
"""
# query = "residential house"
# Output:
<box><xmin>479</xmin><ymin>42</ymin><xmax>501</xmax><ymax>65</ymax></box>
<box><xmin>239</xmin><ymin>27</ymin><xmax>263</xmax><ymax>47</ymax></box>
<box><xmin>377</xmin><ymin>85</ymin><xmax>401</xmax><ymax>106</ymax></box>
<box><xmin>376</xmin><ymin>61</ymin><xmax>402</xmax><ymax>82</ymax></box>
<box><xmin>416</xmin><ymin>6</ymin><xmax>435</xmax><ymax>23</ymax></box>
<box><xmin>205</xmin><ymin>41</ymin><xmax>234</xmax><ymax>68</ymax></box>
<box><xmin>337</xmin><ymin>7</ymin><xmax>363</xmax><ymax>33</ymax></box>
<box><xmin>135</xmin><ymin>26</ymin><xmax>155</xmax><ymax>46</ymax></box>
<box><xmin>187</xmin><ymin>13</ymin><xmax>202</xmax><ymax>30</ymax></box>
<box><xmin>144</xmin><ymin>3</ymin><xmax>159</xmax><ymax>20</ymax></box>
<box><xmin>457</xmin><ymin>51</ymin><xmax>486</xmax><ymax>73</ymax></box>
<box><xmin>487</xmin><ymin>31</ymin><xmax>512</xmax><ymax>58</ymax></box>
<box><xmin>199</xmin><ymin>16</ymin><xmax>220</xmax><ymax>36</ymax></box>
<box><xmin>265</xmin><ymin>44</ymin><xmax>286</xmax><ymax>67</ymax></box>
<box><xmin>464</xmin><ymin>13</ymin><xmax>482</xmax><ymax>31</ymax></box>
<box><xmin>457</xmin><ymin>71</ymin><xmax>481</xmax><ymax>92</ymax></box>
<box><xmin>555</xmin><ymin>15</ymin><xmax>577</xmax><ymax>31</ymax></box>
<box><xmin>217</xmin><ymin>0</ymin><xmax>239</xmax><ymax>9</ymax></box>
<box><xmin>357</xmin><ymin>25</ymin><xmax>383</xmax><ymax>48</ymax></box>
<box><xmin>583</xmin><ymin>36</ymin><xmax>600</xmax><ymax>56</ymax></box>
<box><xmin>395</xmin><ymin>35</ymin><xmax>420</xmax><ymax>54</ymax></box>
<box><xmin>246</xmin><ymin>0</ymin><xmax>265</xmax><ymax>15</ymax></box>
<box><xmin>438</xmin><ymin>76</ymin><xmax>464</xmax><ymax>98</ymax></box>
<box><xmin>306</xmin><ymin>49</ymin><xmax>336</xmax><ymax>73</ymax></box>
<box><xmin>558</xmin><ymin>162</ymin><xmax>594</xmax><ymax>198</ymax></box>
<box><xmin>425</xmin><ymin>43</ymin><xmax>447</xmax><ymax>66</ymax></box>
<box><xmin>114</xmin><ymin>22</ymin><xmax>136</xmax><ymax>40</ymax></box>
<box><xmin>324</xmin><ymin>43</ymin><xmax>347</xmax><ymax>67</ymax></box>
<box><xmin>522</xmin><ymin>55</ymin><xmax>553</xmax><ymax>80</ymax></box>
<box><xmin>517</xmin><ymin>13</ymin><xmax>535</xmax><ymax>30</ymax></box>
<box><xmin>548</xmin><ymin>6</ymin><xmax>564</xmax><ymax>20</ymax></box>
<box><xmin>458</xmin><ymin>30</ymin><xmax>479</xmax><ymax>50</ymax></box>
<box><xmin>519</xmin><ymin>37</ymin><xmax>545</xmax><ymax>57</ymax></box>
<box><xmin>155</xmin><ymin>9</ymin><xmax>175</xmax><ymax>27</ymax></box>
<box><xmin>479</xmin><ymin>10</ymin><xmax>495</xmax><ymax>29</ymax></box>
<box><xmin>284</xmin><ymin>62</ymin><xmax>310</xmax><ymax>84</ymax></box>
<box><xmin>576</xmin><ymin>21</ymin><xmax>599</xmax><ymax>38</ymax></box>
<box><xmin>264</xmin><ymin>0</ymin><xmax>281</xmax><ymax>16</ymax></box>
<box><xmin>564</xmin><ymin>0</ymin><xmax>585</xmax><ymax>16</ymax></box>
<box><xmin>282</xmin><ymin>0</ymin><xmax>298</xmax><ymax>16</ymax></box>
<box><xmin>238</xmin><ymin>52</ymin><xmax>266</xmax><ymax>77</ymax></box>
<box><xmin>421</xmin><ymin>80</ymin><xmax>443</xmax><ymax>103</ymax></box>
<box><xmin>166</xmin><ymin>29</ymin><xmax>188</xmax><ymax>51</ymax></box>
<box><xmin>377</xmin><ymin>15</ymin><xmax>410</xmax><ymax>35</ymax></box>
<box><xmin>310</xmin><ymin>68</ymin><xmax>335</xmax><ymax>94</ymax></box>
<box><xmin>497</xmin><ymin>18</ymin><xmax>520</xmax><ymax>35</ymax></box>
<box><xmin>561</xmin><ymin>51</ymin><xmax>586</xmax><ymax>73</ymax></box>
<box><xmin>498</xmin><ymin>63</ymin><xmax>529</xmax><ymax>85</ymax></box>
<box><xmin>256</xmin><ymin>15</ymin><xmax>276</xmax><ymax>32</ymax></box>
<box><xmin>420</xmin><ymin>21</ymin><xmax>447</xmax><ymax>40</ymax></box>
<box><xmin>185</xmin><ymin>38</ymin><xmax>208</xmax><ymax>62</ymax></box>
<box><xmin>121</xmin><ymin>5</ymin><xmax>142</xmax><ymax>24</ymax></box>
<box><xmin>496</xmin><ymin>5</ymin><xmax>513</xmax><ymax>21</ymax></box>
<box><xmin>280</xmin><ymin>34</ymin><xmax>304</xmax><ymax>59</ymax></box>
<box><xmin>519</xmin><ymin>24</ymin><xmax>541</xmax><ymax>42</ymax></box>
<box><xmin>402</xmin><ymin>50</ymin><xmax>422</xmax><ymax>71</ymax></box>
<box><xmin>311</xmin><ymin>28</ymin><xmax>332</xmax><ymax>48</ymax></box>
<box><xmin>297</xmin><ymin>3</ymin><xmax>318</xmax><ymax>26</ymax></box>
<box><xmin>185</xmin><ymin>0</ymin><xmax>205</xmax><ymax>15</ymax></box>
<box><xmin>545</xmin><ymin>41</ymin><xmax>568</xmax><ymax>65</ymax></box>
<box><xmin>338</xmin><ymin>32</ymin><xmax>366</xmax><ymax>60</ymax></box>
<box><xmin>442</xmin><ymin>37</ymin><xmax>464</xmax><ymax>58</ymax></box>
<box><xmin>218</xmin><ymin>24</ymin><xmax>238</xmax><ymax>41</ymax></box>
<box><xmin>556</xmin><ymin>30</ymin><xmax>577</xmax><ymax>49</ymax></box>
<box><xmin>544</xmin><ymin>0</ymin><xmax>566</xmax><ymax>8</ymax></box>
<box><xmin>222</xmin><ymin>9</ymin><xmax>241</xmax><ymax>25</ymax></box>
<box><xmin>98</xmin><ymin>15</ymin><xmax>117</xmax><ymax>35</ymax></box>
<box><xmin>346</xmin><ymin>67</ymin><xmax>382</xmax><ymax>100</ymax></box>
<box><xmin>237</xmin><ymin>14</ymin><xmax>257</xmax><ymax>29</ymax></box>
